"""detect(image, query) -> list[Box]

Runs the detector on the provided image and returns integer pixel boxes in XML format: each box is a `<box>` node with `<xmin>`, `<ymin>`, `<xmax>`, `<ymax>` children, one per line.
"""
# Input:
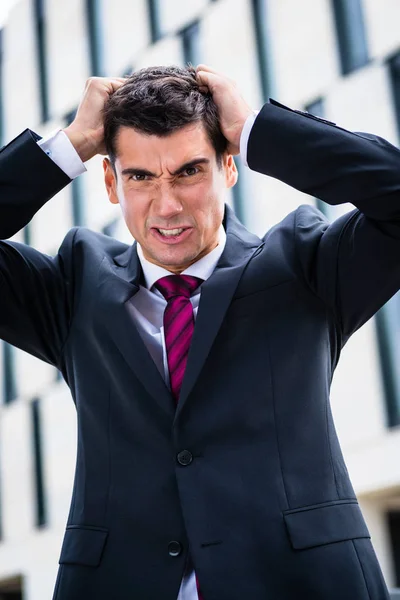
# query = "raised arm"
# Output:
<box><xmin>0</xmin><ymin>76</ymin><xmax>125</xmax><ymax>365</ymax></box>
<box><xmin>196</xmin><ymin>64</ymin><xmax>400</xmax><ymax>340</ymax></box>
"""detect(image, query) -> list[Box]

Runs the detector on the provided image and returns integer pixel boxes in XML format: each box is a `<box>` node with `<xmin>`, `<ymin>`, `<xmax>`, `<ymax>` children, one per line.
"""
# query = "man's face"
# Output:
<box><xmin>103</xmin><ymin>123</ymin><xmax>237</xmax><ymax>273</ymax></box>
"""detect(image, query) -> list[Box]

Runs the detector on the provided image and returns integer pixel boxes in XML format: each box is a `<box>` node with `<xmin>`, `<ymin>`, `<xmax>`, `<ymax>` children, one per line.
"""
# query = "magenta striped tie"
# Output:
<box><xmin>154</xmin><ymin>275</ymin><xmax>203</xmax><ymax>402</ymax></box>
<box><xmin>154</xmin><ymin>274</ymin><xmax>204</xmax><ymax>600</ymax></box>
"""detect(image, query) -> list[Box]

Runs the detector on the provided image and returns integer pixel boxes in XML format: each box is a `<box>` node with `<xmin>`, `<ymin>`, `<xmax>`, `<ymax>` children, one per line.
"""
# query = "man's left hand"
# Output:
<box><xmin>196</xmin><ymin>64</ymin><xmax>254</xmax><ymax>155</ymax></box>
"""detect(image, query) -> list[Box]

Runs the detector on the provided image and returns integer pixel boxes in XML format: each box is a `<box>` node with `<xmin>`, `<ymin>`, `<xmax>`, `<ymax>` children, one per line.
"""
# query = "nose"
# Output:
<box><xmin>153</xmin><ymin>185</ymin><xmax>183</xmax><ymax>220</ymax></box>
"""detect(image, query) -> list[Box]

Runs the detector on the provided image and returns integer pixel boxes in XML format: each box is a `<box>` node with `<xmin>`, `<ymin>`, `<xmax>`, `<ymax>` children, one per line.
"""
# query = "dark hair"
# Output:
<box><xmin>103</xmin><ymin>65</ymin><xmax>227</xmax><ymax>167</ymax></box>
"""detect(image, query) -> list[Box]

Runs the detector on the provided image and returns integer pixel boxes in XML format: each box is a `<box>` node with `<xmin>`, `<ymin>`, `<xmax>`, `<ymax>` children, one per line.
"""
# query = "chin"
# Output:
<box><xmin>152</xmin><ymin>248</ymin><xmax>199</xmax><ymax>270</ymax></box>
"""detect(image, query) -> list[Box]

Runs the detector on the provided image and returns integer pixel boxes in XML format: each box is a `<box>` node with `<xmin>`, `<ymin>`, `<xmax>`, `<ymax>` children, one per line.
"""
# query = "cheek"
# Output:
<box><xmin>194</xmin><ymin>185</ymin><xmax>225</xmax><ymax>233</ymax></box>
<box><xmin>120</xmin><ymin>188</ymin><xmax>151</xmax><ymax>229</ymax></box>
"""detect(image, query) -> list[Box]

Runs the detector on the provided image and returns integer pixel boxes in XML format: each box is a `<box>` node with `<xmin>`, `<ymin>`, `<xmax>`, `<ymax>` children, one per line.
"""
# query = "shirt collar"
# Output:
<box><xmin>137</xmin><ymin>225</ymin><xmax>227</xmax><ymax>291</ymax></box>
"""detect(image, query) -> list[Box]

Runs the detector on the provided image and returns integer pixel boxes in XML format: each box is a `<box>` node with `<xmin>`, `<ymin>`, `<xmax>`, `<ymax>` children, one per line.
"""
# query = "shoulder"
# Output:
<box><xmin>258</xmin><ymin>204</ymin><xmax>331</xmax><ymax>284</ymax></box>
<box><xmin>59</xmin><ymin>226</ymin><xmax>130</xmax><ymax>265</ymax></box>
<box><xmin>262</xmin><ymin>204</ymin><xmax>329</xmax><ymax>245</ymax></box>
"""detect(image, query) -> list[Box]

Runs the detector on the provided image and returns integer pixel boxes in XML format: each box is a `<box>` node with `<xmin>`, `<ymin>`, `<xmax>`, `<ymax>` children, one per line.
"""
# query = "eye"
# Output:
<box><xmin>130</xmin><ymin>173</ymin><xmax>148</xmax><ymax>181</ymax></box>
<box><xmin>182</xmin><ymin>166</ymin><xmax>199</xmax><ymax>177</ymax></box>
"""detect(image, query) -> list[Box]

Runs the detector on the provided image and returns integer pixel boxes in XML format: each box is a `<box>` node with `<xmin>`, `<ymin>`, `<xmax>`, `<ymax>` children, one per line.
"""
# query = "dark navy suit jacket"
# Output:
<box><xmin>1</xmin><ymin>100</ymin><xmax>398</xmax><ymax>599</ymax></box>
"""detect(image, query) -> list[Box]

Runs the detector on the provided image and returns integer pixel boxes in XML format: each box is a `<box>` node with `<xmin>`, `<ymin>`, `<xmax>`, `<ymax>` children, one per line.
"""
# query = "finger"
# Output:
<box><xmin>196</xmin><ymin>70</ymin><xmax>221</xmax><ymax>91</ymax></box>
<box><xmin>107</xmin><ymin>79</ymin><xmax>127</xmax><ymax>92</ymax></box>
<box><xmin>196</xmin><ymin>64</ymin><xmax>219</xmax><ymax>75</ymax></box>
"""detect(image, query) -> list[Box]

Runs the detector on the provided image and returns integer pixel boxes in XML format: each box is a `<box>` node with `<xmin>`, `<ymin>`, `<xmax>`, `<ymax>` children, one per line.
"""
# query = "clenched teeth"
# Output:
<box><xmin>157</xmin><ymin>228</ymin><xmax>184</xmax><ymax>236</ymax></box>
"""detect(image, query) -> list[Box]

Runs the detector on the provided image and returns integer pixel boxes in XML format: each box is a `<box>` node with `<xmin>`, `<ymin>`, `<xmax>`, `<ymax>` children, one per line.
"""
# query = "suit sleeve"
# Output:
<box><xmin>0</xmin><ymin>130</ymin><xmax>75</xmax><ymax>365</ymax></box>
<box><xmin>247</xmin><ymin>100</ymin><xmax>400</xmax><ymax>340</ymax></box>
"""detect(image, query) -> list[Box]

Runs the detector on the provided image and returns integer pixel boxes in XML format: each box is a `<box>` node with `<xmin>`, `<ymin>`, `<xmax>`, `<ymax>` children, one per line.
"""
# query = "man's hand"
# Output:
<box><xmin>196</xmin><ymin>65</ymin><xmax>254</xmax><ymax>155</ymax></box>
<box><xmin>63</xmin><ymin>77</ymin><xmax>126</xmax><ymax>162</ymax></box>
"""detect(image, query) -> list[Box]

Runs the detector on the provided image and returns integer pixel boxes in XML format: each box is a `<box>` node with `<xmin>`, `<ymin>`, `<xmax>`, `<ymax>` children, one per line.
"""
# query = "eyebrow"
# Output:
<box><xmin>121</xmin><ymin>157</ymin><xmax>210</xmax><ymax>178</ymax></box>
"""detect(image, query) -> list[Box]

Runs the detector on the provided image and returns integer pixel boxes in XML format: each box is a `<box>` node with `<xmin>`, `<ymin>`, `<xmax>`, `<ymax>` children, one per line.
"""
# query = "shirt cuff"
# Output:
<box><xmin>38</xmin><ymin>129</ymin><xmax>87</xmax><ymax>179</ymax></box>
<box><xmin>240</xmin><ymin>112</ymin><xmax>258</xmax><ymax>167</ymax></box>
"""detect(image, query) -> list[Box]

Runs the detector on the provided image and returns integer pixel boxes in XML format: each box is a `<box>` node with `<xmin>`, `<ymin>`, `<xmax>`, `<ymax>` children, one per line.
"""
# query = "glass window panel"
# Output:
<box><xmin>65</xmin><ymin>110</ymin><xmax>86</xmax><ymax>226</ymax></box>
<box><xmin>33</xmin><ymin>0</ymin><xmax>50</xmax><ymax>122</ymax></box>
<box><xmin>181</xmin><ymin>21</ymin><xmax>201</xmax><ymax>66</ymax></box>
<box><xmin>31</xmin><ymin>399</ymin><xmax>47</xmax><ymax>527</ymax></box>
<box><xmin>85</xmin><ymin>0</ymin><xmax>105</xmax><ymax>76</ymax></box>
<box><xmin>331</xmin><ymin>0</ymin><xmax>369</xmax><ymax>75</ymax></box>
<box><xmin>251</xmin><ymin>0</ymin><xmax>274</xmax><ymax>102</ymax></box>
<box><xmin>3</xmin><ymin>343</ymin><xmax>17</xmax><ymax>405</ymax></box>
<box><xmin>389</xmin><ymin>52</ymin><xmax>400</xmax><ymax>140</ymax></box>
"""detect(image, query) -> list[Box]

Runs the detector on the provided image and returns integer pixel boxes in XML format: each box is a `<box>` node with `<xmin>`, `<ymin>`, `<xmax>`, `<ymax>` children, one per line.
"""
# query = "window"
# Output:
<box><xmin>0</xmin><ymin>30</ymin><xmax>4</xmax><ymax>146</ymax></box>
<box><xmin>375</xmin><ymin>295</ymin><xmax>400</xmax><ymax>428</ymax></box>
<box><xmin>23</xmin><ymin>225</ymin><xmax>31</xmax><ymax>246</ymax></box>
<box><xmin>147</xmin><ymin>0</ymin><xmax>163</xmax><ymax>43</ymax></box>
<box><xmin>231</xmin><ymin>158</ymin><xmax>246</xmax><ymax>225</ymax></box>
<box><xmin>3</xmin><ymin>343</ymin><xmax>17</xmax><ymax>405</ymax></box>
<box><xmin>251</xmin><ymin>0</ymin><xmax>274</xmax><ymax>102</ymax></box>
<box><xmin>388</xmin><ymin>512</ymin><xmax>400</xmax><ymax>587</ymax></box>
<box><xmin>389</xmin><ymin>52</ymin><xmax>400</xmax><ymax>140</ymax></box>
<box><xmin>31</xmin><ymin>399</ymin><xmax>47</xmax><ymax>527</ymax></box>
<box><xmin>331</xmin><ymin>0</ymin><xmax>369</xmax><ymax>75</ymax></box>
<box><xmin>33</xmin><ymin>0</ymin><xmax>50</xmax><ymax>122</ymax></box>
<box><xmin>0</xmin><ymin>576</ymin><xmax>24</xmax><ymax>600</ymax></box>
<box><xmin>181</xmin><ymin>21</ymin><xmax>201</xmax><ymax>66</ymax></box>
<box><xmin>85</xmin><ymin>0</ymin><xmax>105</xmax><ymax>76</ymax></box>
<box><xmin>65</xmin><ymin>110</ymin><xmax>85</xmax><ymax>226</ymax></box>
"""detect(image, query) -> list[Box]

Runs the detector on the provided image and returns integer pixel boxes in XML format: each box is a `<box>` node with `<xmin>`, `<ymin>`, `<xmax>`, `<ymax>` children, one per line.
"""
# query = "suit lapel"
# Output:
<box><xmin>96</xmin><ymin>243</ymin><xmax>174</xmax><ymax>419</ymax></box>
<box><xmin>176</xmin><ymin>206</ymin><xmax>263</xmax><ymax>416</ymax></box>
<box><xmin>95</xmin><ymin>206</ymin><xmax>262</xmax><ymax>420</ymax></box>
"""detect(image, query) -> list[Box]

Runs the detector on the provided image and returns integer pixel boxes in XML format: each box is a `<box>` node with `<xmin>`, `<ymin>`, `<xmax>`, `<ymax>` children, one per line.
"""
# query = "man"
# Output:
<box><xmin>0</xmin><ymin>64</ymin><xmax>398</xmax><ymax>599</ymax></box>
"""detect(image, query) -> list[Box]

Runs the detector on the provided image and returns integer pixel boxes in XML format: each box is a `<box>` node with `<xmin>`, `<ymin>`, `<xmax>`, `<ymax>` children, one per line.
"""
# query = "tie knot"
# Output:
<box><xmin>154</xmin><ymin>275</ymin><xmax>203</xmax><ymax>301</ymax></box>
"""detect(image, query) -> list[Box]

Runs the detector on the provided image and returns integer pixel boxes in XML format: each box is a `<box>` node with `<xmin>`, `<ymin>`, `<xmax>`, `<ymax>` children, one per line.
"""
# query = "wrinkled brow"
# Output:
<box><xmin>121</xmin><ymin>158</ymin><xmax>210</xmax><ymax>178</ymax></box>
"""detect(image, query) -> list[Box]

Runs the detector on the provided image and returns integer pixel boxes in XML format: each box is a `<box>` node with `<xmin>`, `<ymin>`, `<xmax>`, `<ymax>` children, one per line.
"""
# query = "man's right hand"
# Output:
<box><xmin>63</xmin><ymin>77</ymin><xmax>126</xmax><ymax>163</ymax></box>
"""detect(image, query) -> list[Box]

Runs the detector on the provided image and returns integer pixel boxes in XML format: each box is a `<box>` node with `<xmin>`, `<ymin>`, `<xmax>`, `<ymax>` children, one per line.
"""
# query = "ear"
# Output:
<box><xmin>103</xmin><ymin>158</ymin><xmax>119</xmax><ymax>205</ymax></box>
<box><xmin>223</xmin><ymin>153</ymin><xmax>238</xmax><ymax>189</ymax></box>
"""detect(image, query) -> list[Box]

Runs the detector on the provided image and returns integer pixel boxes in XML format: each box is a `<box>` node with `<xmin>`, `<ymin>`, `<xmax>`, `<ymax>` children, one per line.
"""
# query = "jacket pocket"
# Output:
<box><xmin>59</xmin><ymin>525</ymin><xmax>109</xmax><ymax>567</ymax></box>
<box><xmin>283</xmin><ymin>500</ymin><xmax>370</xmax><ymax>550</ymax></box>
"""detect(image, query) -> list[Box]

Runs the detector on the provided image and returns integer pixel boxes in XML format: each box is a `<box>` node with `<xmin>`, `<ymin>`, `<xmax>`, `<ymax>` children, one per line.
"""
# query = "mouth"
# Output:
<box><xmin>150</xmin><ymin>227</ymin><xmax>193</xmax><ymax>244</ymax></box>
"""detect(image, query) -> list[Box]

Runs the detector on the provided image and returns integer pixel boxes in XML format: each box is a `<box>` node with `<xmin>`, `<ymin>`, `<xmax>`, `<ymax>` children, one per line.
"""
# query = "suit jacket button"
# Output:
<box><xmin>177</xmin><ymin>450</ymin><xmax>193</xmax><ymax>466</ymax></box>
<box><xmin>168</xmin><ymin>541</ymin><xmax>182</xmax><ymax>557</ymax></box>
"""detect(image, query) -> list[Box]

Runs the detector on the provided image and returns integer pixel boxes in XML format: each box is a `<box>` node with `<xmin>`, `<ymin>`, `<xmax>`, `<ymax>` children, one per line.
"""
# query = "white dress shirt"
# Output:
<box><xmin>36</xmin><ymin>115</ymin><xmax>254</xmax><ymax>600</ymax></box>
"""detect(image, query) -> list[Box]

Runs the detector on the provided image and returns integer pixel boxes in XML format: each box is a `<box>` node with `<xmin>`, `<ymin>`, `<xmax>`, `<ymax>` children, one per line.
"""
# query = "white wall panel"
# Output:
<box><xmin>243</xmin><ymin>169</ymin><xmax>314</xmax><ymax>238</ymax></box>
<box><xmin>268</xmin><ymin>0</ymin><xmax>339</xmax><ymax>106</ymax></box>
<box><xmin>46</xmin><ymin>0</ymin><xmax>89</xmax><ymax>119</ymax></box>
<box><xmin>202</xmin><ymin>0</ymin><xmax>262</xmax><ymax>109</ymax></box>
<box><xmin>15</xmin><ymin>349</ymin><xmax>54</xmax><ymax>399</ymax></box>
<box><xmin>157</xmin><ymin>0</ymin><xmax>208</xmax><ymax>36</ymax></box>
<box><xmin>0</xmin><ymin>401</ymin><xmax>34</xmax><ymax>539</ymax></box>
<box><xmin>135</xmin><ymin>34</ymin><xmax>183</xmax><ymax>70</ymax></box>
<box><xmin>331</xmin><ymin>321</ymin><xmax>387</xmax><ymax>447</ymax></box>
<box><xmin>30</xmin><ymin>187</ymin><xmax>73</xmax><ymax>254</ymax></box>
<box><xmin>103</xmin><ymin>0</ymin><xmax>150</xmax><ymax>75</ymax></box>
<box><xmin>325</xmin><ymin>63</ymin><xmax>399</xmax><ymax>145</ymax></box>
<box><xmin>42</xmin><ymin>386</ymin><xmax>76</xmax><ymax>528</ymax></box>
<box><xmin>348</xmin><ymin>430</ymin><xmax>400</xmax><ymax>495</ymax></box>
<box><xmin>83</xmin><ymin>155</ymin><xmax>117</xmax><ymax>230</ymax></box>
<box><xmin>363</xmin><ymin>0</ymin><xmax>400</xmax><ymax>60</ymax></box>
<box><xmin>3</xmin><ymin>0</ymin><xmax>40</xmax><ymax>138</ymax></box>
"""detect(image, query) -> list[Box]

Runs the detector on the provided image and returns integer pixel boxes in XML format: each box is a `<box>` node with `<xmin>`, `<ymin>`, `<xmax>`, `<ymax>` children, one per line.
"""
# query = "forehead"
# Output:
<box><xmin>114</xmin><ymin>122</ymin><xmax>216</xmax><ymax>168</ymax></box>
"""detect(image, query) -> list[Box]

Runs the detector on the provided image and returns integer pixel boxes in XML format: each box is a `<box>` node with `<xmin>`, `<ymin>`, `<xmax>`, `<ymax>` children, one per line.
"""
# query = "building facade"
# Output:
<box><xmin>0</xmin><ymin>0</ymin><xmax>400</xmax><ymax>597</ymax></box>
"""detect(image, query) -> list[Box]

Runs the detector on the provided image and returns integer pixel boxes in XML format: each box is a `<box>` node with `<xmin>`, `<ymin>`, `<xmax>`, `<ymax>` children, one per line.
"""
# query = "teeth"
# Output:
<box><xmin>158</xmin><ymin>228</ymin><xmax>184</xmax><ymax>236</ymax></box>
